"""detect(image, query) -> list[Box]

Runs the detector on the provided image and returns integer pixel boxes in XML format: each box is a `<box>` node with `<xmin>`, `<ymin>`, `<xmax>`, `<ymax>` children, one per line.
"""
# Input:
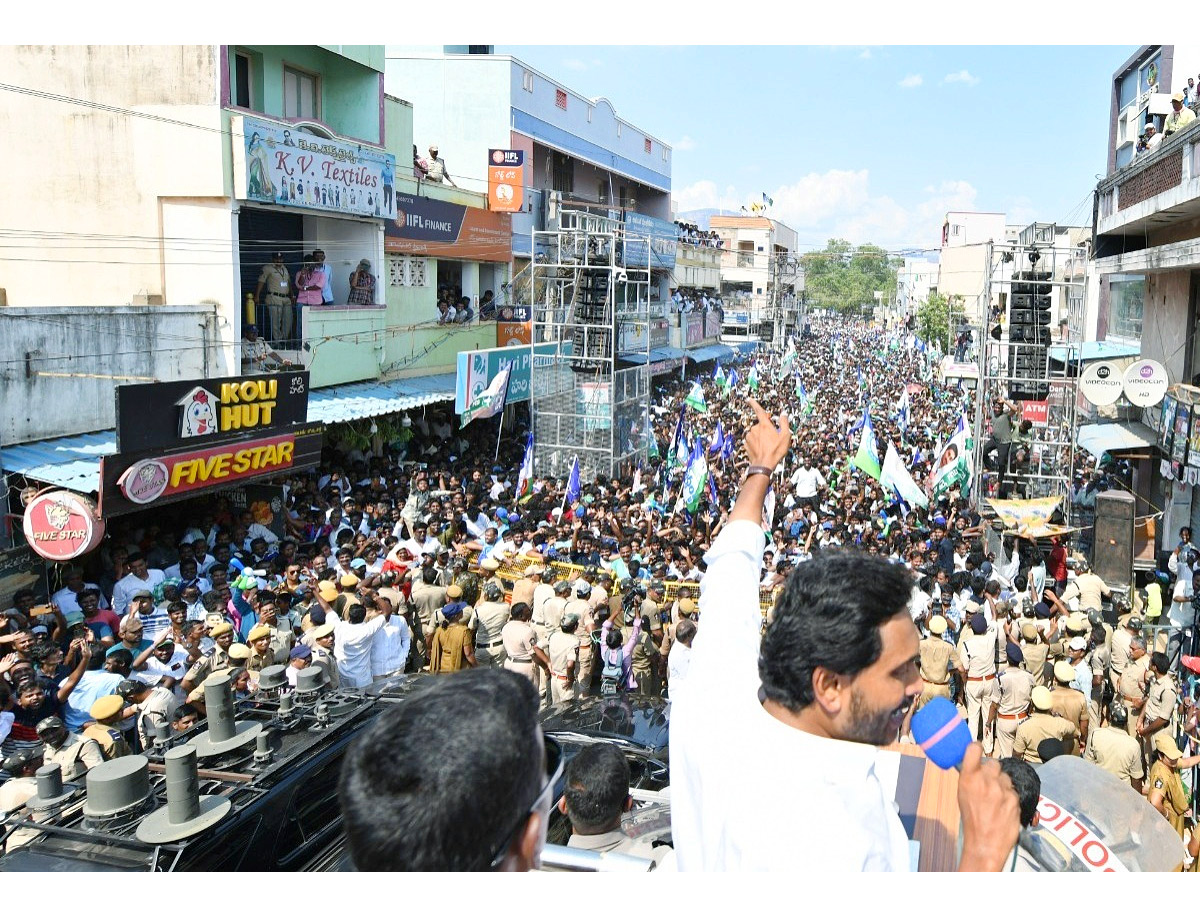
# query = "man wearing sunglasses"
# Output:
<box><xmin>340</xmin><ymin>667</ymin><xmax>557</xmax><ymax>871</ymax></box>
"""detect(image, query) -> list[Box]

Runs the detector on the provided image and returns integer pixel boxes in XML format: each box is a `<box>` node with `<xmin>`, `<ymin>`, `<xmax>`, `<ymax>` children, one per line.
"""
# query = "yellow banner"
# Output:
<box><xmin>985</xmin><ymin>496</ymin><xmax>1074</xmax><ymax>538</ymax></box>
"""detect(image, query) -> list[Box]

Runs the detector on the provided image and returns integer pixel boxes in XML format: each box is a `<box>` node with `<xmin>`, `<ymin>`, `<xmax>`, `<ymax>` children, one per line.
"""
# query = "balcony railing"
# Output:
<box><xmin>1098</xmin><ymin>118</ymin><xmax>1200</xmax><ymax>220</ymax></box>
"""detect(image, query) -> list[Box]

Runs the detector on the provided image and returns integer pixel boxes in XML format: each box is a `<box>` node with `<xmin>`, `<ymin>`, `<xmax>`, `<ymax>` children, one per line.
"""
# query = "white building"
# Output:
<box><xmin>895</xmin><ymin>258</ymin><xmax>939</xmax><ymax>318</ymax></box>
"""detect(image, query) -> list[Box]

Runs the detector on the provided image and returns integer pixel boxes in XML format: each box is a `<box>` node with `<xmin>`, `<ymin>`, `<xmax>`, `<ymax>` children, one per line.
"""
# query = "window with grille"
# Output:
<box><xmin>555</xmin><ymin>89</ymin><xmax>567</xmax><ymax>110</ymax></box>
<box><xmin>644</xmin><ymin>138</ymin><xmax>652</xmax><ymax>154</ymax></box>
<box><xmin>552</xmin><ymin>152</ymin><xmax>574</xmax><ymax>194</ymax></box>
<box><xmin>388</xmin><ymin>256</ymin><xmax>429</xmax><ymax>288</ymax></box>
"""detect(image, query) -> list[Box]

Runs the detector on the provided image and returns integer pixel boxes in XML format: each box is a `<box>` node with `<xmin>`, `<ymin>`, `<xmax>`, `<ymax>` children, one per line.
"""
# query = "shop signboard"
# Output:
<box><xmin>496</xmin><ymin>305</ymin><xmax>532</xmax><ymax>346</ymax></box>
<box><xmin>1021</xmin><ymin>400</ymin><xmax>1049</xmax><ymax>428</ymax></box>
<box><xmin>684</xmin><ymin>313</ymin><xmax>705</xmax><ymax>346</ymax></box>
<box><xmin>117</xmin><ymin>372</ymin><xmax>310</xmax><ymax>454</ymax></box>
<box><xmin>385</xmin><ymin>194</ymin><xmax>512</xmax><ymax>262</ymax></box>
<box><xmin>649</xmin><ymin>318</ymin><xmax>669</xmax><ymax>349</ymax></box>
<box><xmin>234</xmin><ymin>115</ymin><xmax>396</xmax><ymax>220</ymax></box>
<box><xmin>22</xmin><ymin>490</ymin><xmax>106</xmax><ymax>561</ymax></box>
<box><xmin>214</xmin><ymin>484</ymin><xmax>287</xmax><ymax>540</ymax></box>
<box><xmin>578</xmin><ymin>382</ymin><xmax>611</xmax><ymax>432</ymax></box>
<box><xmin>455</xmin><ymin>342</ymin><xmax>566</xmax><ymax>413</ymax></box>
<box><xmin>623</xmin><ymin>212</ymin><xmax>678</xmax><ymax>269</ymax></box>
<box><xmin>487</xmin><ymin>149</ymin><xmax>525</xmax><ymax>214</ymax></box>
<box><xmin>99</xmin><ymin>423</ymin><xmax>324</xmax><ymax>518</ymax></box>
<box><xmin>0</xmin><ymin>545</ymin><xmax>47</xmax><ymax>607</ymax></box>
<box><xmin>704</xmin><ymin>310</ymin><xmax>722</xmax><ymax>338</ymax></box>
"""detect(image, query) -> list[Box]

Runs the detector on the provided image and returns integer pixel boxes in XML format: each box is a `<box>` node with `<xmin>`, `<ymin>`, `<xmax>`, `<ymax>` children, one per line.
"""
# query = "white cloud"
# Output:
<box><xmin>675</xmin><ymin>171</ymin><xmax>983</xmax><ymax>249</ymax></box>
<box><xmin>944</xmin><ymin>69</ymin><xmax>980</xmax><ymax>87</ymax></box>
<box><xmin>898</xmin><ymin>74</ymin><xmax>923</xmax><ymax>88</ymax></box>
<box><xmin>561</xmin><ymin>58</ymin><xmax>587</xmax><ymax>71</ymax></box>
<box><xmin>672</xmin><ymin>135</ymin><xmax>696</xmax><ymax>152</ymax></box>
<box><xmin>858</xmin><ymin>49</ymin><xmax>872</xmax><ymax>60</ymax></box>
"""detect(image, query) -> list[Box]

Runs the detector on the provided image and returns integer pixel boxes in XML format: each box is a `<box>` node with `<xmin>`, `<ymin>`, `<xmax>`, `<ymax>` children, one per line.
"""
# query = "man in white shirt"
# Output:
<box><xmin>670</xmin><ymin>399</ymin><xmax>1019</xmax><ymax>872</ymax></box>
<box><xmin>370</xmin><ymin>596</ymin><xmax>411</xmax><ymax>680</ymax></box>
<box><xmin>51</xmin><ymin>567</ymin><xmax>105</xmax><ymax>617</ymax></box>
<box><xmin>789</xmin><ymin>456</ymin><xmax>826</xmax><ymax>506</ymax></box>
<box><xmin>400</xmin><ymin>522</ymin><xmax>442</xmax><ymax>559</ymax></box>
<box><xmin>111</xmin><ymin>553</ymin><xmax>166</xmax><ymax>617</ymax></box>
<box><xmin>316</xmin><ymin>591</ymin><xmax>394</xmax><ymax>689</ymax></box>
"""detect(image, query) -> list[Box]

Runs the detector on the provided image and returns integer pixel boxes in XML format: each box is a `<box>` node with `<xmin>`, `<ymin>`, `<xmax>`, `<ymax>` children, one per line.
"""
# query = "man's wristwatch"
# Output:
<box><xmin>744</xmin><ymin>465</ymin><xmax>774</xmax><ymax>482</ymax></box>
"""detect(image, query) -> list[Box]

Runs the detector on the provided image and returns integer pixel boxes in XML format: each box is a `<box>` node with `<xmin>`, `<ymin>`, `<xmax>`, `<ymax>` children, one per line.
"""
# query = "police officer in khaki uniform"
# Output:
<box><xmin>1137</xmin><ymin>652</ymin><xmax>1178</xmax><ymax>746</ymax></box>
<box><xmin>540</xmin><ymin>582</ymin><xmax>572</xmax><ymax>650</ymax></box>
<box><xmin>1013</xmin><ymin>686</ymin><xmax>1078</xmax><ymax>764</ymax></box>
<box><xmin>1110</xmin><ymin>615</ymin><xmax>1141</xmax><ymax>693</ymax></box>
<box><xmin>118</xmin><ymin>678</ymin><xmax>178</xmax><ymax>751</ymax></box>
<box><xmin>563</xmin><ymin>583</ymin><xmax>594</xmax><ymax>690</ymax></box>
<box><xmin>1118</xmin><ymin>637</ymin><xmax>1150</xmax><ymax>737</ymax></box>
<box><xmin>989</xmin><ymin>644</ymin><xmax>1035</xmax><ymax>759</ymax></box>
<box><xmin>511</xmin><ymin>564</ymin><xmax>542</xmax><ymax>608</ymax></box>
<box><xmin>916</xmin><ymin>615</ymin><xmax>965</xmax><ymax>711</ymax></box>
<box><xmin>84</xmin><ymin>695</ymin><xmax>131</xmax><ymax>759</ymax></box>
<box><xmin>1049</xmin><ymin>659</ymin><xmax>1088</xmax><ymax>754</ymax></box>
<box><xmin>473</xmin><ymin>582</ymin><xmax>511</xmax><ymax>668</ymax></box>
<box><xmin>546</xmin><ymin>613</ymin><xmax>582</xmax><ymax>705</ymax></box>
<box><xmin>181</xmin><ymin>620</ymin><xmax>235</xmax><ymax>694</ymax></box>
<box><xmin>307</xmin><ymin>624</ymin><xmax>340</xmax><ymax>689</ymax></box>
<box><xmin>1084</xmin><ymin>626</ymin><xmax>1111</xmax><ymax>740</ymax></box>
<box><xmin>1083</xmin><ymin>703</ymin><xmax>1143</xmax><ymax>790</ymax></box>
<box><xmin>959</xmin><ymin>613</ymin><xmax>999</xmax><ymax>751</ymax></box>
<box><xmin>1017</xmin><ymin>621</ymin><xmax>1051</xmax><ymax>688</ymax></box>
<box><xmin>36</xmin><ymin>717</ymin><xmax>104</xmax><ymax>780</ymax></box>
<box><xmin>479</xmin><ymin>557</ymin><xmax>505</xmax><ymax>595</ymax></box>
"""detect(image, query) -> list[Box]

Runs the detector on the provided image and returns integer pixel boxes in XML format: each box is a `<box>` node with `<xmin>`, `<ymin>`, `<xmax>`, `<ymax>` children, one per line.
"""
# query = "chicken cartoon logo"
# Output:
<box><xmin>177</xmin><ymin>386</ymin><xmax>220</xmax><ymax>439</ymax></box>
<box><xmin>45</xmin><ymin>498</ymin><xmax>72</xmax><ymax>532</ymax></box>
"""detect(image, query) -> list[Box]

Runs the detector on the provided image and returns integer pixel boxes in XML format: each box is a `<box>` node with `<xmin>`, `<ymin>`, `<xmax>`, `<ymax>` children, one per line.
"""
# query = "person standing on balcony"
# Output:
<box><xmin>348</xmin><ymin>259</ymin><xmax>377</xmax><ymax>306</ymax></box>
<box><xmin>312</xmin><ymin>248</ymin><xmax>335</xmax><ymax>305</ymax></box>
<box><xmin>1137</xmin><ymin>120</ymin><xmax>1162</xmax><ymax>158</ymax></box>
<box><xmin>425</xmin><ymin>146</ymin><xmax>456</xmax><ymax>187</ymax></box>
<box><xmin>255</xmin><ymin>251</ymin><xmax>294</xmax><ymax>343</ymax></box>
<box><xmin>296</xmin><ymin>254</ymin><xmax>326</xmax><ymax>308</ymax></box>
<box><xmin>1165</xmin><ymin>93</ymin><xmax>1196</xmax><ymax>136</ymax></box>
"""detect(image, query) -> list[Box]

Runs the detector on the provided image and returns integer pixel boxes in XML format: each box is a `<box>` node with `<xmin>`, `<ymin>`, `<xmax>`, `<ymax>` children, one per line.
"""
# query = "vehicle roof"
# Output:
<box><xmin>538</xmin><ymin>696</ymin><xmax>670</xmax><ymax>755</ymax></box>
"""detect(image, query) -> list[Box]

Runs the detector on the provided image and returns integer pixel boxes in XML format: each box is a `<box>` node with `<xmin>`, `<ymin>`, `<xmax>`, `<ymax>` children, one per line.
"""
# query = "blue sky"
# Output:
<box><xmin>502</xmin><ymin>45</ymin><xmax>1137</xmax><ymax>253</ymax></box>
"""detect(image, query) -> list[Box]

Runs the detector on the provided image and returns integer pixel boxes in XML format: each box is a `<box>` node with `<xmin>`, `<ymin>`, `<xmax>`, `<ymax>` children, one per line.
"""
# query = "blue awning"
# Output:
<box><xmin>735</xmin><ymin>340</ymin><xmax>759</xmax><ymax>355</ymax></box>
<box><xmin>619</xmin><ymin>347</ymin><xmax>687</xmax><ymax>366</ymax></box>
<box><xmin>1076</xmin><ymin>420</ymin><xmax>1158</xmax><ymax>459</ymax></box>
<box><xmin>2</xmin><ymin>373</ymin><xmax>460</xmax><ymax>495</ymax></box>
<box><xmin>1049</xmin><ymin>339</ymin><xmax>1141</xmax><ymax>365</ymax></box>
<box><xmin>686</xmin><ymin>344</ymin><xmax>735</xmax><ymax>364</ymax></box>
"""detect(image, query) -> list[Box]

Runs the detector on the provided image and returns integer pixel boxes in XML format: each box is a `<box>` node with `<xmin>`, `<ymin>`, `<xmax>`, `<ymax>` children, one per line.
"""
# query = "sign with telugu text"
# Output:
<box><xmin>487</xmin><ymin>149</ymin><xmax>525</xmax><ymax>213</ymax></box>
<box><xmin>234</xmin><ymin>116</ymin><xmax>395</xmax><ymax>220</ymax></box>
<box><xmin>455</xmin><ymin>342</ymin><xmax>567</xmax><ymax>413</ymax></box>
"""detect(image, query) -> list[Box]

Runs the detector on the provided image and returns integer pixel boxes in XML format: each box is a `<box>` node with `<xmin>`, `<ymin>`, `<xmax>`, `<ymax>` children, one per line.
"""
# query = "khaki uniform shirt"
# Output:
<box><xmin>43</xmin><ymin>733</ymin><xmax>105</xmax><ymax>779</ymax></box>
<box><xmin>919</xmin><ymin>637</ymin><xmax>962</xmax><ymax>684</ymax></box>
<box><xmin>310</xmin><ymin>645</ymin><xmax>341</xmax><ymax>690</ymax></box>
<box><xmin>542</xmin><ymin>596</ymin><xmax>568</xmax><ymax>635</ymax></box>
<box><xmin>566</xmin><ymin>829</ymin><xmax>671</xmax><ymax>864</ymax></box>
<box><xmin>82</xmin><ymin>723</ymin><xmax>129</xmax><ymax>760</ymax></box>
<box><xmin>410</xmin><ymin>582</ymin><xmax>448</xmax><ymax>630</ymax></box>
<box><xmin>511</xmin><ymin>578</ymin><xmax>536</xmax><ymax>608</ymax></box>
<box><xmin>1148</xmin><ymin>760</ymin><xmax>1189</xmax><ymax>837</ymax></box>
<box><xmin>184</xmin><ymin>644</ymin><xmax>230</xmax><ymax>688</ymax></box>
<box><xmin>1110</xmin><ymin>628</ymin><xmax>1134</xmax><ymax>675</ymax></box>
<box><xmin>1062</xmin><ymin>573</ymin><xmax>1108</xmax><ymax>611</ymax></box>
<box><xmin>960</xmin><ymin>631</ymin><xmax>998</xmax><ymax>678</ymax></box>
<box><xmin>996</xmin><ymin>667</ymin><xmax>1035</xmax><ymax>716</ymax></box>
<box><xmin>428</xmin><ymin>622</ymin><xmax>472</xmax><ymax>673</ymax></box>
<box><xmin>474</xmin><ymin>600</ymin><xmax>511</xmax><ymax>649</ymax></box>
<box><xmin>1049</xmin><ymin>686</ymin><xmax>1089</xmax><ymax>734</ymax></box>
<box><xmin>137</xmin><ymin>686</ymin><xmax>179</xmax><ymax>749</ymax></box>
<box><xmin>1142</xmin><ymin>673</ymin><xmax>1179</xmax><ymax>728</ymax></box>
<box><xmin>1119</xmin><ymin>656</ymin><xmax>1150</xmax><ymax>713</ymax></box>
<box><xmin>1084</xmin><ymin>725</ymin><xmax>1144</xmax><ymax>786</ymax></box>
<box><xmin>547</xmin><ymin>630</ymin><xmax>581</xmax><ymax>679</ymax></box>
<box><xmin>1014</xmin><ymin>712</ymin><xmax>1078</xmax><ymax>764</ymax></box>
<box><xmin>1020</xmin><ymin>636</ymin><xmax>1051</xmax><ymax>686</ymax></box>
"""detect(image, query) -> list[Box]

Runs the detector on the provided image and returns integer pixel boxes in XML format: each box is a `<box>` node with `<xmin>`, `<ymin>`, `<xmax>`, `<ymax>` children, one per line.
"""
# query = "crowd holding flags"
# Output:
<box><xmin>515</xmin><ymin>433</ymin><xmax>535</xmax><ymax>500</ymax></box>
<box><xmin>459</xmin><ymin>362</ymin><xmax>511</xmax><ymax>428</ymax></box>
<box><xmin>927</xmin><ymin>413</ymin><xmax>973</xmax><ymax>500</ymax></box>
<box><xmin>848</xmin><ymin>408</ymin><xmax>882</xmax><ymax>481</ymax></box>
<box><xmin>685</xmin><ymin>381</ymin><xmax>709</xmax><ymax>413</ymax></box>
<box><xmin>679</xmin><ymin>440</ymin><xmax>710</xmax><ymax>513</ymax></box>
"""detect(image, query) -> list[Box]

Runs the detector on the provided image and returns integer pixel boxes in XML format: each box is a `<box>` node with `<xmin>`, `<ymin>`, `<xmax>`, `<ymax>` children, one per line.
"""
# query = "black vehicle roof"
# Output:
<box><xmin>538</xmin><ymin>696</ymin><xmax>670</xmax><ymax>755</ymax></box>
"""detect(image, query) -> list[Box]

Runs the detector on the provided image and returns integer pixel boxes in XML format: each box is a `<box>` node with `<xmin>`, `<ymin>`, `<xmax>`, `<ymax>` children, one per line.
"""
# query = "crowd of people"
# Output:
<box><xmin>2</xmin><ymin>315</ymin><xmax>1199</xmax><ymax>871</ymax></box>
<box><xmin>673</xmin><ymin>221</ymin><xmax>722</xmax><ymax>249</ymax></box>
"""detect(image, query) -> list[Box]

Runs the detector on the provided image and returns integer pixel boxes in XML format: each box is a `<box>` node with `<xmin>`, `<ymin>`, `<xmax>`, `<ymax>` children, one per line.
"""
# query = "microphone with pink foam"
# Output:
<box><xmin>909</xmin><ymin>697</ymin><xmax>973</xmax><ymax>770</ymax></box>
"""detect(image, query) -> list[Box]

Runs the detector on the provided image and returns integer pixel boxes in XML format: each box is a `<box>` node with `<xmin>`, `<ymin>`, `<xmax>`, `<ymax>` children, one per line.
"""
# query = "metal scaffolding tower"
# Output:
<box><xmin>971</xmin><ymin>226</ymin><xmax>1086</xmax><ymax>517</ymax></box>
<box><xmin>529</xmin><ymin>209</ymin><xmax>652</xmax><ymax>482</ymax></box>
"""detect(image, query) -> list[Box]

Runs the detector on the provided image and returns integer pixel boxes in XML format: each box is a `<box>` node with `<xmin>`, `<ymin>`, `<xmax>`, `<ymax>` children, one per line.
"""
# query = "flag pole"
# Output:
<box><xmin>494</xmin><ymin>361</ymin><xmax>513</xmax><ymax>461</ymax></box>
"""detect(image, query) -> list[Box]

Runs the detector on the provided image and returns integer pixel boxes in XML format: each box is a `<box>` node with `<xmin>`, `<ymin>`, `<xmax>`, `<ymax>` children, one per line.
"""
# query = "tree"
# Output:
<box><xmin>801</xmin><ymin>239</ymin><xmax>900</xmax><ymax>315</ymax></box>
<box><xmin>915</xmin><ymin>291</ymin><xmax>965</xmax><ymax>353</ymax></box>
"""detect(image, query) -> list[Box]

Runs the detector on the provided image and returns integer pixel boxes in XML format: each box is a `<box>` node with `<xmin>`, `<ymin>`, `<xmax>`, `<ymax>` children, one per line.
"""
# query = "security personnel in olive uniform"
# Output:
<box><xmin>1017</xmin><ymin>621</ymin><xmax>1051</xmax><ymax>688</ymax></box>
<box><xmin>916</xmin><ymin>615</ymin><xmax>965</xmax><ymax>711</ymax></box>
<box><xmin>473</xmin><ymin>582</ymin><xmax>511</xmax><ymax>668</ymax></box>
<box><xmin>990</xmin><ymin>644</ymin><xmax>1035</xmax><ymax>759</ymax></box>
<box><xmin>1147</xmin><ymin>730</ymin><xmax>1197</xmax><ymax>839</ymax></box>
<box><xmin>453</xmin><ymin>558</ymin><xmax>482</xmax><ymax>607</ymax></box>
<box><xmin>427</xmin><ymin>600</ymin><xmax>476</xmax><ymax>673</ymax></box>
<box><xmin>85</xmin><ymin>694</ymin><xmax>132</xmax><ymax>759</ymax></box>
<box><xmin>1048</xmin><ymin>659</ymin><xmax>1089</xmax><ymax>754</ymax></box>
<box><xmin>1013</xmin><ymin>686</ymin><xmax>1079</xmax><ymax>765</ymax></box>
<box><xmin>622</xmin><ymin>594</ymin><xmax>660</xmax><ymax>697</ymax></box>
<box><xmin>37</xmin><ymin>716</ymin><xmax>104</xmax><ymax>780</ymax></box>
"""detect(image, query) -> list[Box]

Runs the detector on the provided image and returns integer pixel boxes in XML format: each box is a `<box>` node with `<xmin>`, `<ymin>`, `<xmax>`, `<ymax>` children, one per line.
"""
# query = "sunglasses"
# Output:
<box><xmin>487</xmin><ymin>736</ymin><xmax>563</xmax><ymax>869</ymax></box>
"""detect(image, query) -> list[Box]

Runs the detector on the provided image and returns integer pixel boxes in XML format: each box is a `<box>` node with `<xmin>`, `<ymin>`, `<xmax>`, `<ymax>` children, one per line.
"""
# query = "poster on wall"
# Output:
<box><xmin>235</xmin><ymin>116</ymin><xmax>396</xmax><ymax>220</ymax></box>
<box><xmin>1190</xmin><ymin>405</ymin><xmax>1200</xmax><ymax>468</ymax></box>
<box><xmin>215</xmin><ymin>484</ymin><xmax>288</xmax><ymax>540</ymax></box>
<box><xmin>1159</xmin><ymin>395</ymin><xmax>1177</xmax><ymax>454</ymax></box>
<box><xmin>0</xmin><ymin>545</ymin><xmax>48</xmax><ymax>609</ymax></box>
<box><xmin>1174</xmin><ymin>403</ymin><xmax>1191</xmax><ymax>464</ymax></box>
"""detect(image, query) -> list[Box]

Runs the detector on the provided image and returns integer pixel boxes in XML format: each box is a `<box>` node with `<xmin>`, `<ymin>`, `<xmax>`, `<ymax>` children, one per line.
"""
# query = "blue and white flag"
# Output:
<box><xmin>565</xmin><ymin>456</ymin><xmax>581</xmax><ymax>505</ymax></box>
<box><xmin>516</xmin><ymin>433</ymin><xmax>535</xmax><ymax>500</ymax></box>
<box><xmin>709</xmin><ymin>421</ymin><xmax>725</xmax><ymax>456</ymax></box>
<box><xmin>680</xmin><ymin>442</ymin><xmax>709</xmax><ymax>514</ymax></box>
